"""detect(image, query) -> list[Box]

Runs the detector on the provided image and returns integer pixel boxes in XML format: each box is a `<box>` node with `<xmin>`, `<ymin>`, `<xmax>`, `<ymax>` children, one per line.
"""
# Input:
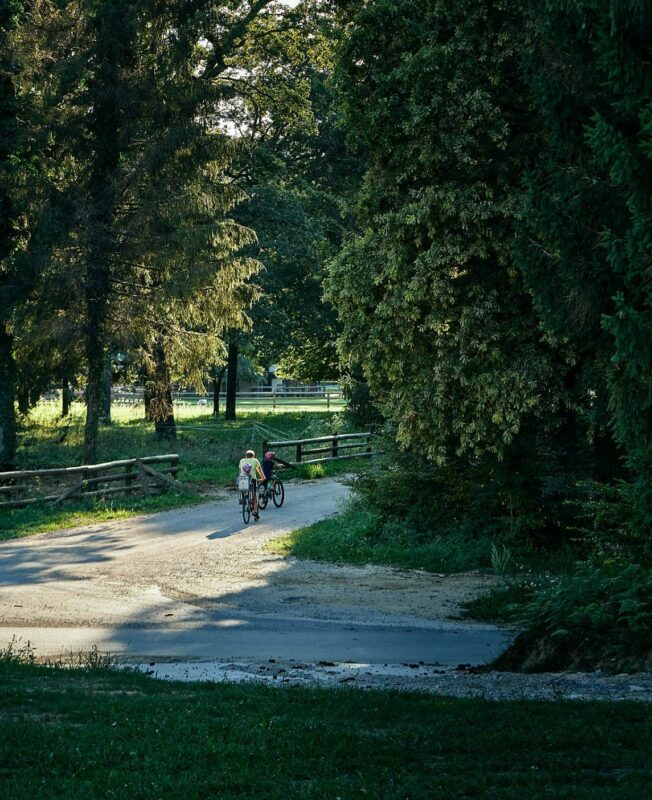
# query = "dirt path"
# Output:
<box><xmin>0</xmin><ymin>479</ymin><xmax>506</xmax><ymax>665</ymax></box>
<box><xmin>3</xmin><ymin>480</ymin><xmax>649</xmax><ymax>700</ymax></box>
<box><xmin>0</xmin><ymin>479</ymin><xmax>497</xmax><ymax>632</ymax></box>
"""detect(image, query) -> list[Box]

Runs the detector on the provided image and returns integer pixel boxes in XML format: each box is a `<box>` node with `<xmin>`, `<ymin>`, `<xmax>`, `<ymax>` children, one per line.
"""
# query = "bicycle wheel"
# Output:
<box><xmin>242</xmin><ymin>492</ymin><xmax>251</xmax><ymax>524</ymax></box>
<box><xmin>272</xmin><ymin>479</ymin><xmax>284</xmax><ymax>507</ymax></box>
<box><xmin>258</xmin><ymin>483</ymin><xmax>269</xmax><ymax>510</ymax></box>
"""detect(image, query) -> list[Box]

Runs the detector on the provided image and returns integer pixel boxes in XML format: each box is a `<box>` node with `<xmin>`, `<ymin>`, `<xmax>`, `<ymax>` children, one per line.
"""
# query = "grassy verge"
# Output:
<box><xmin>268</xmin><ymin>504</ymin><xmax>496</xmax><ymax>573</ymax></box>
<box><xmin>2</xmin><ymin>406</ymin><xmax>361</xmax><ymax>540</ymax></box>
<box><xmin>1</xmin><ymin>660</ymin><xmax>651</xmax><ymax>799</ymax></box>
<box><xmin>0</xmin><ymin>492</ymin><xmax>200</xmax><ymax>542</ymax></box>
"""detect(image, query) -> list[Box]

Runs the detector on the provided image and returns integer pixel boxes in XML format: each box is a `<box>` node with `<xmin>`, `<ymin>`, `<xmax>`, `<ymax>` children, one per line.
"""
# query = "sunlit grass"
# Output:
<box><xmin>3</xmin><ymin>404</ymin><xmax>361</xmax><ymax>539</ymax></box>
<box><xmin>266</xmin><ymin>503</ymin><xmax>495</xmax><ymax>573</ymax></box>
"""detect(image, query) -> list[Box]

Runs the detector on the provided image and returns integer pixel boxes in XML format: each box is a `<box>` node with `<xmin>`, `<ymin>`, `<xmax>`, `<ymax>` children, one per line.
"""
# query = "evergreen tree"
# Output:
<box><xmin>11</xmin><ymin>1</ymin><xmax>278</xmax><ymax>460</ymax></box>
<box><xmin>520</xmin><ymin>0</ymin><xmax>652</xmax><ymax>534</ymax></box>
<box><xmin>0</xmin><ymin>0</ymin><xmax>21</xmax><ymax>468</ymax></box>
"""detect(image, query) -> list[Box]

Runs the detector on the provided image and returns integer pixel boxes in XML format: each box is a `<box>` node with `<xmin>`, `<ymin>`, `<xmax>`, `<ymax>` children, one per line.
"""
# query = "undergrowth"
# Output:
<box><xmin>492</xmin><ymin>563</ymin><xmax>652</xmax><ymax>673</ymax></box>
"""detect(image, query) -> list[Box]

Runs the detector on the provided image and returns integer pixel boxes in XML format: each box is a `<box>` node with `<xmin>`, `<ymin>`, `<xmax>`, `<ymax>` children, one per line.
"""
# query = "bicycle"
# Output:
<box><xmin>237</xmin><ymin>475</ymin><xmax>256</xmax><ymax>524</ymax></box>
<box><xmin>257</xmin><ymin>474</ymin><xmax>285</xmax><ymax>510</ymax></box>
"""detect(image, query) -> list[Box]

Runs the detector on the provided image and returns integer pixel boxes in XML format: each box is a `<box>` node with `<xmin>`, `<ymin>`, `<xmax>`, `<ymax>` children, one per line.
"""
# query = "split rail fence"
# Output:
<box><xmin>262</xmin><ymin>432</ymin><xmax>374</xmax><ymax>468</ymax></box>
<box><xmin>0</xmin><ymin>454</ymin><xmax>183</xmax><ymax>510</ymax></box>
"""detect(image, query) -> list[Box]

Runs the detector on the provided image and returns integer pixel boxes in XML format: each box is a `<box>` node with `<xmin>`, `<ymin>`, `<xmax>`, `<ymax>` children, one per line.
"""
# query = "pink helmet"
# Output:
<box><xmin>264</xmin><ymin>451</ymin><xmax>275</xmax><ymax>461</ymax></box>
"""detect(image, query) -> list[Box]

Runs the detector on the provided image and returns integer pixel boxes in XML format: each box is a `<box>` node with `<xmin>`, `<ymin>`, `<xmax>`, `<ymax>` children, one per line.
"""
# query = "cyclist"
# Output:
<box><xmin>262</xmin><ymin>450</ymin><xmax>275</xmax><ymax>485</ymax></box>
<box><xmin>238</xmin><ymin>449</ymin><xmax>265</xmax><ymax>520</ymax></box>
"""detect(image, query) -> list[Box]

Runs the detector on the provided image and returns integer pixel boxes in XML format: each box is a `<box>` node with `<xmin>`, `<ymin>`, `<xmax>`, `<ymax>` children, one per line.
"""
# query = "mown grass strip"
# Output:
<box><xmin>0</xmin><ymin>662</ymin><xmax>650</xmax><ymax>799</ymax></box>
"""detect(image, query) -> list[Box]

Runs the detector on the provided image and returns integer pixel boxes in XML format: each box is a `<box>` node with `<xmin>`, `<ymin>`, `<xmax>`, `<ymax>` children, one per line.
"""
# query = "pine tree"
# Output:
<box><xmin>10</xmin><ymin>1</ymin><xmax>277</xmax><ymax>461</ymax></box>
<box><xmin>0</xmin><ymin>0</ymin><xmax>25</xmax><ymax>469</ymax></box>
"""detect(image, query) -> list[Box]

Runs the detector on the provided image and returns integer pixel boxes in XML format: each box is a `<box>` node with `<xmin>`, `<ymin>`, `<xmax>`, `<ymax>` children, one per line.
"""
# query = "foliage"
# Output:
<box><xmin>493</xmin><ymin>563</ymin><xmax>652</xmax><ymax>673</ymax></box>
<box><xmin>225</xmin><ymin>2</ymin><xmax>355</xmax><ymax>383</ymax></box>
<box><xmin>518</xmin><ymin>0</ymin><xmax>652</xmax><ymax>532</ymax></box>
<box><xmin>329</xmin><ymin>0</ymin><xmax>560</xmax><ymax>465</ymax></box>
<box><xmin>340</xmin><ymin>365</ymin><xmax>383</xmax><ymax>429</ymax></box>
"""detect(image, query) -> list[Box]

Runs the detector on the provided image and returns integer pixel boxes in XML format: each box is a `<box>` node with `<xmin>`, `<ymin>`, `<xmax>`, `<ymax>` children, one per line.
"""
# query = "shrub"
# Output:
<box><xmin>492</xmin><ymin>562</ymin><xmax>652</xmax><ymax>673</ymax></box>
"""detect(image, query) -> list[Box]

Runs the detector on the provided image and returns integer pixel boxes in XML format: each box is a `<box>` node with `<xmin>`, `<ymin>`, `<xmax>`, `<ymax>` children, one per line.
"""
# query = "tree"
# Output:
<box><xmin>519</xmin><ymin>0</ymin><xmax>652</xmax><ymax>533</ymax></box>
<box><xmin>329</xmin><ymin>0</ymin><xmax>558</xmax><ymax>463</ymax></box>
<box><xmin>215</xmin><ymin>0</ymin><xmax>353</xmax><ymax>417</ymax></box>
<box><xmin>10</xmin><ymin>0</ymin><xmax>284</xmax><ymax>460</ymax></box>
<box><xmin>0</xmin><ymin>0</ymin><xmax>21</xmax><ymax>468</ymax></box>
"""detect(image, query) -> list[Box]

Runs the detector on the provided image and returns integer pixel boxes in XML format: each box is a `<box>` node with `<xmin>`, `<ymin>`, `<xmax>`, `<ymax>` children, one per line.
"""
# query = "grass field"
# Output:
<box><xmin>1</xmin><ymin>404</ymin><xmax>359</xmax><ymax>540</ymax></box>
<box><xmin>1</xmin><ymin>659</ymin><xmax>651</xmax><ymax>799</ymax></box>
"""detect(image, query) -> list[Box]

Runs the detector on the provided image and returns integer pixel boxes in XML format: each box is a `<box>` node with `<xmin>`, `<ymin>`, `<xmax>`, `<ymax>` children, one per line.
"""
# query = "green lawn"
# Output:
<box><xmin>1</xmin><ymin>404</ymin><xmax>360</xmax><ymax>540</ymax></box>
<box><xmin>1</xmin><ymin>661</ymin><xmax>650</xmax><ymax>799</ymax></box>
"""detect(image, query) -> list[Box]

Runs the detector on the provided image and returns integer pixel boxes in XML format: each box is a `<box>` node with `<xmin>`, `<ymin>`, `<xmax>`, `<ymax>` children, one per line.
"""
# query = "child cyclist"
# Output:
<box><xmin>239</xmin><ymin>449</ymin><xmax>265</xmax><ymax>520</ymax></box>
<box><xmin>262</xmin><ymin>450</ymin><xmax>275</xmax><ymax>484</ymax></box>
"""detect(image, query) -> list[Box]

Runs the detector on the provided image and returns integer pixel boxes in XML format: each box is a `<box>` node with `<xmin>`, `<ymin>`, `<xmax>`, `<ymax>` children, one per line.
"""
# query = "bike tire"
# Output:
<box><xmin>242</xmin><ymin>495</ymin><xmax>251</xmax><ymax>524</ymax></box>
<box><xmin>258</xmin><ymin>486</ymin><xmax>269</xmax><ymax>510</ymax></box>
<box><xmin>272</xmin><ymin>479</ymin><xmax>284</xmax><ymax>508</ymax></box>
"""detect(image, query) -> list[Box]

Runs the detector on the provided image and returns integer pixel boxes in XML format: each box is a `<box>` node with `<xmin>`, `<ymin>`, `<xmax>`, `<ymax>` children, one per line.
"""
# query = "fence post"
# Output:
<box><xmin>138</xmin><ymin>461</ymin><xmax>151</xmax><ymax>496</ymax></box>
<box><xmin>125</xmin><ymin>463</ymin><xmax>134</xmax><ymax>496</ymax></box>
<box><xmin>326</xmin><ymin>392</ymin><xmax>330</xmax><ymax>411</ymax></box>
<box><xmin>263</xmin><ymin>440</ymin><xmax>268</xmax><ymax>459</ymax></box>
<box><xmin>332</xmin><ymin>433</ymin><xmax>338</xmax><ymax>459</ymax></box>
<box><xmin>366</xmin><ymin>434</ymin><xmax>372</xmax><ymax>454</ymax></box>
<box><xmin>296</xmin><ymin>442</ymin><xmax>302</xmax><ymax>463</ymax></box>
<box><xmin>272</xmin><ymin>392</ymin><xmax>276</xmax><ymax>411</ymax></box>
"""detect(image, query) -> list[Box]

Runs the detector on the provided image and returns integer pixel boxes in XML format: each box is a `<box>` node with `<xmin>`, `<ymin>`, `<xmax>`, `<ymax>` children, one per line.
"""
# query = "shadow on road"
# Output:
<box><xmin>0</xmin><ymin>481</ymin><xmax>511</xmax><ymax>666</ymax></box>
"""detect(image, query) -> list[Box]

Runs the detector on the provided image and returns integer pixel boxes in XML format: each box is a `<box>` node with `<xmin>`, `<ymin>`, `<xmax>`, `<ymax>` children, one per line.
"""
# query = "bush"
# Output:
<box><xmin>492</xmin><ymin>562</ymin><xmax>652</xmax><ymax>673</ymax></box>
<box><xmin>353</xmin><ymin>447</ymin><xmax>574</xmax><ymax>547</ymax></box>
<box><xmin>570</xmin><ymin>480</ymin><xmax>651</xmax><ymax>566</ymax></box>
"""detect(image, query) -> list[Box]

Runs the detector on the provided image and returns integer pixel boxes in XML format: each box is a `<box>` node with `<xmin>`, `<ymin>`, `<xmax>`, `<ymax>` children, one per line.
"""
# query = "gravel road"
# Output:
<box><xmin>3</xmin><ymin>478</ymin><xmax>648</xmax><ymax>700</ymax></box>
<box><xmin>0</xmin><ymin>479</ymin><xmax>505</xmax><ymax>663</ymax></box>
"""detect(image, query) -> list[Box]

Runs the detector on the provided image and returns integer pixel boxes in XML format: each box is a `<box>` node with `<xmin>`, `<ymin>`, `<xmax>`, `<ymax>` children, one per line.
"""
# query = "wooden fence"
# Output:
<box><xmin>0</xmin><ymin>454</ymin><xmax>183</xmax><ymax>510</ymax></box>
<box><xmin>262</xmin><ymin>433</ymin><xmax>374</xmax><ymax>468</ymax></box>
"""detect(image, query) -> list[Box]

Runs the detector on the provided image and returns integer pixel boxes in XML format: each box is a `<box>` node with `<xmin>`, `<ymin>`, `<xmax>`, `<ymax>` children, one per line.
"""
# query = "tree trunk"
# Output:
<box><xmin>0</xmin><ymin>325</ymin><xmax>17</xmax><ymax>470</ymax></box>
<box><xmin>83</xmin><ymin>313</ymin><xmax>107</xmax><ymax>464</ymax></box>
<box><xmin>144</xmin><ymin>379</ymin><xmax>154</xmax><ymax>421</ymax></box>
<box><xmin>0</xmin><ymin>8</ymin><xmax>19</xmax><ymax>470</ymax></box>
<box><xmin>100</xmin><ymin>353</ymin><xmax>112</xmax><ymax>425</ymax></box>
<box><xmin>82</xmin><ymin>6</ymin><xmax>132</xmax><ymax>463</ymax></box>
<box><xmin>225</xmin><ymin>342</ymin><xmax>238</xmax><ymax>421</ymax></box>
<box><xmin>62</xmin><ymin>377</ymin><xmax>72</xmax><ymax>418</ymax></box>
<box><xmin>17</xmin><ymin>385</ymin><xmax>29</xmax><ymax>415</ymax></box>
<box><xmin>212</xmin><ymin>366</ymin><xmax>226</xmax><ymax>416</ymax></box>
<box><xmin>593</xmin><ymin>428</ymin><xmax>623</xmax><ymax>483</ymax></box>
<box><xmin>144</xmin><ymin>337</ymin><xmax>176</xmax><ymax>440</ymax></box>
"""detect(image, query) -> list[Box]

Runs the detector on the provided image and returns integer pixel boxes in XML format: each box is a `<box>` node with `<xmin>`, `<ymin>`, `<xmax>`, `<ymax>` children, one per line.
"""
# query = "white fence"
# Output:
<box><xmin>112</xmin><ymin>389</ymin><xmax>344</xmax><ymax>410</ymax></box>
